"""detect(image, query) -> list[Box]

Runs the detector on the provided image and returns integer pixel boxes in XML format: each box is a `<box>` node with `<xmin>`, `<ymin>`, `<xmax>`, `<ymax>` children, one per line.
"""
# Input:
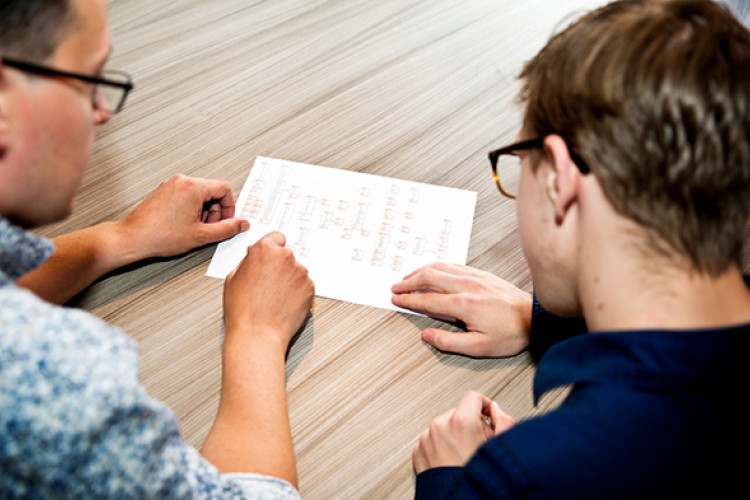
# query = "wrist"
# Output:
<box><xmin>86</xmin><ymin>219</ymin><xmax>151</xmax><ymax>271</ymax></box>
<box><xmin>223</xmin><ymin>324</ymin><xmax>290</xmax><ymax>358</ymax></box>
<box><xmin>109</xmin><ymin>218</ymin><xmax>156</xmax><ymax>263</ymax></box>
<box><xmin>70</xmin><ymin>221</ymin><xmax>146</xmax><ymax>275</ymax></box>
<box><xmin>518</xmin><ymin>292</ymin><xmax>533</xmax><ymax>335</ymax></box>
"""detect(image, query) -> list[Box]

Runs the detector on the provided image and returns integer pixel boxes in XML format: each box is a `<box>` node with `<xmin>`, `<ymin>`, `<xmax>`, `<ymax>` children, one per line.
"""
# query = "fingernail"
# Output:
<box><xmin>240</xmin><ymin>220</ymin><xmax>250</xmax><ymax>231</ymax></box>
<box><xmin>422</xmin><ymin>330</ymin><xmax>433</xmax><ymax>343</ymax></box>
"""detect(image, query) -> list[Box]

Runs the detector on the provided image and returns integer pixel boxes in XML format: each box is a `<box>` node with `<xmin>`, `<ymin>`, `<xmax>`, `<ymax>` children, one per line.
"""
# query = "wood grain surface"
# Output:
<box><xmin>32</xmin><ymin>1</ymin><xmax>749</xmax><ymax>498</ymax></box>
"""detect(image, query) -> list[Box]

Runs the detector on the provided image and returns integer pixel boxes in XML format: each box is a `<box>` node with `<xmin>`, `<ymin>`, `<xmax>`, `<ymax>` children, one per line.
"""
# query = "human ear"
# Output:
<box><xmin>542</xmin><ymin>134</ymin><xmax>581</xmax><ymax>225</ymax></box>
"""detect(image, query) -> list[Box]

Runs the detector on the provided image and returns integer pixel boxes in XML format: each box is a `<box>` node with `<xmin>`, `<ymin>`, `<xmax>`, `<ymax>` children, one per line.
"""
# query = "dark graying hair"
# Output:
<box><xmin>0</xmin><ymin>0</ymin><xmax>76</xmax><ymax>62</ymax></box>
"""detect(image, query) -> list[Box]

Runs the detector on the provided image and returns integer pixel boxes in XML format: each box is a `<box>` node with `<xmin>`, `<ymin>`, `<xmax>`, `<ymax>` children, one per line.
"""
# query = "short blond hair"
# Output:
<box><xmin>520</xmin><ymin>0</ymin><xmax>750</xmax><ymax>275</ymax></box>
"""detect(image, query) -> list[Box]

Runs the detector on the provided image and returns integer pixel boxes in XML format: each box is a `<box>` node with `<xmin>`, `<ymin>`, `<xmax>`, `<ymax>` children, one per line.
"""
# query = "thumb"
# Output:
<box><xmin>422</xmin><ymin>329</ymin><xmax>493</xmax><ymax>357</ymax></box>
<box><xmin>200</xmin><ymin>217</ymin><xmax>250</xmax><ymax>244</ymax></box>
<box><xmin>489</xmin><ymin>401</ymin><xmax>516</xmax><ymax>436</ymax></box>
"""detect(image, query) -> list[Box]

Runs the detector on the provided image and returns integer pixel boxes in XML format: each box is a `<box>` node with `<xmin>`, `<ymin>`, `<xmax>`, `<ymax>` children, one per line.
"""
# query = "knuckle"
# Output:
<box><xmin>420</xmin><ymin>428</ymin><xmax>431</xmax><ymax>442</ymax></box>
<box><xmin>431</xmin><ymin>333</ymin><xmax>454</xmax><ymax>353</ymax></box>
<box><xmin>258</xmin><ymin>237</ymin><xmax>276</xmax><ymax>251</ymax></box>
<box><xmin>427</xmin><ymin>419</ymin><xmax>437</xmax><ymax>434</ymax></box>
<box><xmin>458</xmin><ymin>275</ymin><xmax>478</xmax><ymax>291</ymax></box>
<box><xmin>450</xmin><ymin>409</ymin><xmax>472</xmax><ymax>429</ymax></box>
<box><xmin>430</xmin><ymin>262</ymin><xmax>450</xmax><ymax>272</ymax></box>
<box><xmin>427</xmin><ymin>417</ymin><xmax>444</xmax><ymax>435</ymax></box>
<box><xmin>453</xmin><ymin>293</ymin><xmax>472</xmax><ymax>311</ymax></box>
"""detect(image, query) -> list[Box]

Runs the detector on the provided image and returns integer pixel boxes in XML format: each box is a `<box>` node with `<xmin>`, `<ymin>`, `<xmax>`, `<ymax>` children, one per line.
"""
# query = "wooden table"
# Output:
<box><xmin>34</xmin><ymin>1</ymin><xmax>749</xmax><ymax>498</ymax></box>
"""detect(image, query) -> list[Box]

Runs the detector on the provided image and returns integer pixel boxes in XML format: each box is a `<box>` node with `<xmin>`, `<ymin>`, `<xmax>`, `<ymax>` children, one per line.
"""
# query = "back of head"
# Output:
<box><xmin>0</xmin><ymin>0</ymin><xmax>74</xmax><ymax>62</ymax></box>
<box><xmin>520</xmin><ymin>0</ymin><xmax>750</xmax><ymax>276</ymax></box>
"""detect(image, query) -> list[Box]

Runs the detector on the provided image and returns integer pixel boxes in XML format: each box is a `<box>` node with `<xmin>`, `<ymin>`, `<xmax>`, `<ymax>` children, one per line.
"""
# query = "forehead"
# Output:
<box><xmin>51</xmin><ymin>0</ymin><xmax>111</xmax><ymax>68</ymax></box>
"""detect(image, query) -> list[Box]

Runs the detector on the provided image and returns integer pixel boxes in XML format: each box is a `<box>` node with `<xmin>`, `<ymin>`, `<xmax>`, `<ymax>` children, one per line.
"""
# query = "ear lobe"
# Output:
<box><xmin>542</xmin><ymin>134</ymin><xmax>580</xmax><ymax>225</ymax></box>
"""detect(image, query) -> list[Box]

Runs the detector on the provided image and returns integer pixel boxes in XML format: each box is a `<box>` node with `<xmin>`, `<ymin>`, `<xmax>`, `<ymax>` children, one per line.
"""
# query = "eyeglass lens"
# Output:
<box><xmin>493</xmin><ymin>152</ymin><xmax>522</xmax><ymax>198</ymax></box>
<box><xmin>93</xmin><ymin>72</ymin><xmax>131</xmax><ymax>113</ymax></box>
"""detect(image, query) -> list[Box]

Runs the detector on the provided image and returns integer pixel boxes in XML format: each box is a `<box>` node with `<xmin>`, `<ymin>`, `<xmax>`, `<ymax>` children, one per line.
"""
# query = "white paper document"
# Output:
<box><xmin>207</xmin><ymin>157</ymin><xmax>477</xmax><ymax>313</ymax></box>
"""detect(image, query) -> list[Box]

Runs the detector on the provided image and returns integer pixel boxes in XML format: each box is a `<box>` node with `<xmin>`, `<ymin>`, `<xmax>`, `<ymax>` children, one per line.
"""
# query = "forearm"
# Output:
<box><xmin>17</xmin><ymin>175</ymin><xmax>248</xmax><ymax>305</ymax></box>
<box><xmin>17</xmin><ymin>221</ymin><xmax>146</xmax><ymax>304</ymax></box>
<box><xmin>201</xmin><ymin>333</ymin><xmax>297</xmax><ymax>488</ymax></box>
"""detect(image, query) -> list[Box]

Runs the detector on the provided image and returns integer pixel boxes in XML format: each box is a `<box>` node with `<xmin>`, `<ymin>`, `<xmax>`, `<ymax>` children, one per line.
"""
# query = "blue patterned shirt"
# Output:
<box><xmin>0</xmin><ymin>217</ymin><xmax>301</xmax><ymax>499</ymax></box>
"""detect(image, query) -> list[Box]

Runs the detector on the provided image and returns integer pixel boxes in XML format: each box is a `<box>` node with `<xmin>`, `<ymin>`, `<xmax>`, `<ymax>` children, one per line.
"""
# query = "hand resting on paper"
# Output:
<box><xmin>391</xmin><ymin>262</ymin><xmax>532</xmax><ymax>357</ymax></box>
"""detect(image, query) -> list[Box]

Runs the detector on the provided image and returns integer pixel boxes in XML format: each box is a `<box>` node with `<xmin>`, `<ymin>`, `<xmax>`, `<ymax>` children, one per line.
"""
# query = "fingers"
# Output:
<box><xmin>196</xmin><ymin>177</ymin><xmax>237</xmax><ymax>220</ymax></box>
<box><xmin>391</xmin><ymin>263</ymin><xmax>486</xmax><ymax>321</ymax></box>
<box><xmin>392</xmin><ymin>263</ymin><xmax>470</xmax><ymax>295</ymax></box>
<box><xmin>421</xmin><ymin>329</ymin><xmax>496</xmax><ymax>357</ymax></box>
<box><xmin>260</xmin><ymin>231</ymin><xmax>287</xmax><ymax>247</ymax></box>
<box><xmin>489</xmin><ymin>400</ymin><xmax>516</xmax><ymax>435</ymax></box>
<box><xmin>395</xmin><ymin>262</ymin><xmax>533</xmax><ymax>358</ymax></box>
<box><xmin>453</xmin><ymin>391</ymin><xmax>513</xmax><ymax>440</ymax></box>
<box><xmin>391</xmin><ymin>289</ymin><xmax>463</xmax><ymax>321</ymax></box>
<box><xmin>413</xmin><ymin>408</ymin><xmax>453</xmax><ymax>474</ymax></box>
<box><xmin>223</xmin><ymin>230</ymin><xmax>312</xmax><ymax>345</ymax></box>
<box><xmin>455</xmin><ymin>390</ymin><xmax>494</xmax><ymax>419</ymax></box>
<box><xmin>399</xmin><ymin>262</ymin><xmax>478</xmax><ymax>283</ymax></box>
<box><xmin>412</xmin><ymin>391</ymin><xmax>503</xmax><ymax>474</ymax></box>
<box><xmin>195</xmin><ymin>217</ymin><xmax>250</xmax><ymax>246</ymax></box>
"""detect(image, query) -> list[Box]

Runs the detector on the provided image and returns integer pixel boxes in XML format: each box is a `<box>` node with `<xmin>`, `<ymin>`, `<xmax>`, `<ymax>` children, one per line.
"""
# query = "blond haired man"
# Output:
<box><xmin>393</xmin><ymin>1</ymin><xmax>750</xmax><ymax>497</ymax></box>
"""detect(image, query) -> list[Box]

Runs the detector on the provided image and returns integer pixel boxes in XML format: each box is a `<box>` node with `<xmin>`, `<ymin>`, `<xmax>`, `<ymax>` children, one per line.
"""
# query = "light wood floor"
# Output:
<box><xmin>33</xmin><ymin>1</ymin><xmax>750</xmax><ymax>498</ymax></box>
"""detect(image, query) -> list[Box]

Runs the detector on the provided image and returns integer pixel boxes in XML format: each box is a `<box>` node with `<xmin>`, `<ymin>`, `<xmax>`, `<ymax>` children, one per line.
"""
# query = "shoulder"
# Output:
<box><xmin>0</xmin><ymin>283</ymin><xmax>139</xmax><ymax>395</ymax></box>
<box><xmin>0</xmin><ymin>283</ymin><xmax>298</xmax><ymax>498</ymax></box>
<box><xmin>469</xmin><ymin>380</ymin><xmax>743</xmax><ymax>499</ymax></box>
<box><xmin>0</xmin><ymin>283</ymin><xmax>145</xmax><ymax>493</ymax></box>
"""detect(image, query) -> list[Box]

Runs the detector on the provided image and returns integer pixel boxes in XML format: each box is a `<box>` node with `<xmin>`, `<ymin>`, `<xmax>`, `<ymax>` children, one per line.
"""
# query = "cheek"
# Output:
<box><xmin>51</xmin><ymin>98</ymin><xmax>95</xmax><ymax>171</ymax></box>
<box><xmin>516</xmin><ymin>169</ymin><xmax>553</xmax><ymax>290</ymax></box>
<box><xmin>42</xmin><ymin>91</ymin><xmax>95</xmax><ymax>212</ymax></box>
<box><xmin>516</xmin><ymin>168</ymin><xmax>537</xmax><ymax>260</ymax></box>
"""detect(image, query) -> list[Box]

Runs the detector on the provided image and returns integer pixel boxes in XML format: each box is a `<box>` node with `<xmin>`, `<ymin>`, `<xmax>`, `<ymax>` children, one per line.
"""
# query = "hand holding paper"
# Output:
<box><xmin>208</xmin><ymin>157</ymin><xmax>477</xmax><ymax>314</ymax></box>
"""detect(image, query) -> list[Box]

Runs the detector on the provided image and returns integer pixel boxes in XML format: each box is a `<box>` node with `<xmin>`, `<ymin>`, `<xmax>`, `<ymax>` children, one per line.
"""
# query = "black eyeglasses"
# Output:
<box><xmin>1</xmin><ymin>57</ymin><xmax>134</xmax><ymax>115</ymax></box>
<box><xmin>488</xmin><ymin>136</ymin><xmax>590</xmax><ymax>199</ymax></box>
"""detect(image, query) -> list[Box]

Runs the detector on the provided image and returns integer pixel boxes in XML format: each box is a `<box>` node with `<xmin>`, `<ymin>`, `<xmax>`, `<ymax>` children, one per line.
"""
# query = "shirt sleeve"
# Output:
<box><xmin>224</xmin><ymin>473</ymin><xmax>302</xmax><ymax>499</ymax></box>
<box><xmin>414</xmin><ymin>467</ymin><xmax>463</xmax><ymax>500</ymax></box>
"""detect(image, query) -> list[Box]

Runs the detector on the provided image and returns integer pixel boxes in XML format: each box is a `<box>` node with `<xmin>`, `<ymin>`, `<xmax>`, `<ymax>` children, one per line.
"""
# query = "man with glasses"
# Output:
<box><xmin>393</xmin><ymin>0</ymin><xmax>750</xmax><ymax>497</ymax></box>
<box><xmin>1</xmin><ymin>0</ymin><xmax>312</xmax><ymax>497</ymax></box>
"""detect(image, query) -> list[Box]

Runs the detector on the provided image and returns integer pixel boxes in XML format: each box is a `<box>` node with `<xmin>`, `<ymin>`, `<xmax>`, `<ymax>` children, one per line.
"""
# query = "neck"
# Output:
<box><xmin>578</xmin><ymin>242</ymin><xmax>750</xmax><ymax>332</ymax></box>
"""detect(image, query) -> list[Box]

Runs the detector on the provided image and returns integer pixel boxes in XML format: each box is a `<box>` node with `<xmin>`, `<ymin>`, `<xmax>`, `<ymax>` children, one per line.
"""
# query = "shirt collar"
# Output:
<box><xmin>533</xmin><ymin>322</ymin><xmax>750</xmax><ymax>404</ymax></box>
<box><xmin>0</xmin><ymin>216</ymin><xmax>54</xmax><ymax>283</ymax></box>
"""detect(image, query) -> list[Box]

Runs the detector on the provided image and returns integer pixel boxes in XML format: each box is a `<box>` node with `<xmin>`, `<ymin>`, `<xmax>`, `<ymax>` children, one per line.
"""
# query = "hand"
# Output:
<box><xmin>391</xmin><ymin>262</ymin><xmax>532</xmax><ymax>357</ymax></box>
<box><xmin>118</xmin><ymin>174</ymin><xmax>249</xmax><ymax>259</ymax></box>
<box><xmin>413</xmin><ymin>391</ymin><xmax>516</xmax><ymax>474</ymax></box>
<box><xmin>223</xmin><ymin>232</ymin><xmax>314</xmax><ymax>350</ymax></box>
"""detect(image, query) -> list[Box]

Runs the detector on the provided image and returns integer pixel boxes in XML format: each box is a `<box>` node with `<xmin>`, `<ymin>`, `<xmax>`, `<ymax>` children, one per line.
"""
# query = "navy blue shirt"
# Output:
<box><xmin>415</xmin><ymin>276</ymin><xmax>750</xmax><ymax>499</ymax></box>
